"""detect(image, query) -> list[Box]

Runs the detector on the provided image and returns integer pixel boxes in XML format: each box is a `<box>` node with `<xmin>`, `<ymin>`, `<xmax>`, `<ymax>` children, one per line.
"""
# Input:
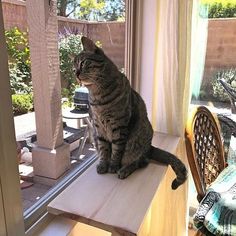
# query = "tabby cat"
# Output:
<box><xmin>74</xmin><ymin>36</ymin><xmax>187</xmax><ymax>189</ymax></box>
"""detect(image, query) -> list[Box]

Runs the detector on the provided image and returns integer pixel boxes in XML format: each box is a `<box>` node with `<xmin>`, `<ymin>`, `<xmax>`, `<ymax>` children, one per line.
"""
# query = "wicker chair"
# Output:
<box><xmin>185</xmin><ymin>106</ymin><xmax>226</xmax><ymax>202</ymax></box>
<box><xmin>219</xmin><ymin>78</ymin><xmax>236</xmax><ymax>114</ymax></box>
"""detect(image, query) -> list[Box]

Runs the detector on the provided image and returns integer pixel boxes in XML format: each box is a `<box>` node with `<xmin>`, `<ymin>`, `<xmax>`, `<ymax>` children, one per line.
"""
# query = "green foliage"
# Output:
<box><xmin>200</xmin><ymin>0</ymin><xmax>236</xmax><ymax>18</ymax></box>
<box><xmin>12</xmin><ymin>93</ymin><xmax>33</xmax><ymax>116</ymax></box>
<box><xmin>57</xmin><ymin>0</ymin><xmax>105</xmax><ymax>19</ymax></box>
<box><xmin>57</xmin><ymin>0</ymin><xmax>78</xmax><ymax>17</ymax></box>
<box><xmin>101</xmin><ymin>0</ymin><xmax>125</xmax><ymax>21</ymax></box>
<box><xmin>201</xmin><ymin>0</ymin><xmax>236</xmax><ymax>5</ymax></box>
<box><xmin>212</xmin><ymin>68</ymin><xmax>236</xmax><ymax>102</ymax></box>
<box><xmin>9</xmin><ymin>64</ymin><xmax>32</xmax><ymax>94</ymax></box>
<box><xmin>59</xmin><ymin>32</ymin><xmax>101</xmax><ymax>99</ymax></box>
<box><xmin>61</xmin><ymin>88</ymin><xmax>73</xmax><ymax>107</ymax></box>
<box><xmin>5</xmin><ymin>27</ymin><xmax>32</xmax><ymax>94</ymax></box>
<box><xmin>5</xmin><ymin>27</ymin><xmax>30</xmax><ymax>63</ymax></box>
<box><xmin>77</xmin><ymin>0</ymin><xmax>105</xmax><ymax>20</ymax></box>
<box><xmin>59</xmin><ymin>33</ymin><xmax>83</xmax><ymax>96</ymax></box>
<box><xmin>57</xmin><ymin>0</ymin><xmax>125</xmax><ymax>21</ymax></box>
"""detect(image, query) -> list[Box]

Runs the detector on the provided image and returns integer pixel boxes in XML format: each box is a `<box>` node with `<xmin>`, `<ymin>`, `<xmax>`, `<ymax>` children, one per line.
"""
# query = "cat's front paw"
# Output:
<box><xmin>117</xmin><ymin>169</ymin><xmax>129</xmax><ymax>179</ymax></box>
<box><xmin>108</xmin><ymin>163</ymin><xmax>120</xmax><ymax>174</ymax></box>
<box><xmin>96</xmin><ymin>161</ymin><xmax>109</xmax><ymax>174</ymax></box>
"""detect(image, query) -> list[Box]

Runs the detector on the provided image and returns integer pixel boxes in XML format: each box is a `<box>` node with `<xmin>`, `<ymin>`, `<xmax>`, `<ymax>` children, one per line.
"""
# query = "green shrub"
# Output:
<box><xmin>59</xmin><ymin>33</ymin><xmax>83</xmax><ymax>95</ymax></box>
<box><xmin>212</xmin><ymin>68</ymin><xmax>236</xmax><ymax>102</ymax></box>
<box><xmin>12</xmin><ymin>94</ymin><xmax>34</xmax><ymax>116</ymax></box>
<box><xmin>58</xmin><ymin>32</ymin><xmax>101</xmax><ymax>99</ymax></box>
<box><xmin>5</xmin><ymin>27</ymin><xmax>32</xmax><ymax>94</ymax></box>
<box><xmin>200</xmin><ymin>0</ymin><xmax>236</xmax><ymax>18</ymax></box>
<box><xmin>9</xmin><ymin>65</ymin><xmax>32</xmax><ymax>94</ymax></box>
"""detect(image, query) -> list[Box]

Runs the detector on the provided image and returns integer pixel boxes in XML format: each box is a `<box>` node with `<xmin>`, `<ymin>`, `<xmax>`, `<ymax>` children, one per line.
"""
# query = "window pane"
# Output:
<box><xmin>2</xmin><ymin>0</ymin><xmax>126</xmax><ymax>229</ymax></box>
<box><xmin>189</xmin><ymin>0</ymin><xmax>236</xmax><ymax>225</ymax></box>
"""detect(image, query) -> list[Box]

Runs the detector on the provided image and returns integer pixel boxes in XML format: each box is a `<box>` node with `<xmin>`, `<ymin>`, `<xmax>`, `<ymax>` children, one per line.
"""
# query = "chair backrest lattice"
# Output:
<box><xmin>185</xmin><ymin>106</ymin><xmax>226</xmax><ymax>202</ymax></box>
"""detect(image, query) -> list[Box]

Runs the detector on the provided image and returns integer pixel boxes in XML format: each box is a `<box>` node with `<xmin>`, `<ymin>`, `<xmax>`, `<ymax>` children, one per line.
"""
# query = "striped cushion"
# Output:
<box><xmin>193</xmin><ymin>164</ymin><xmax>236</xmax><ymax>235</ymax></box>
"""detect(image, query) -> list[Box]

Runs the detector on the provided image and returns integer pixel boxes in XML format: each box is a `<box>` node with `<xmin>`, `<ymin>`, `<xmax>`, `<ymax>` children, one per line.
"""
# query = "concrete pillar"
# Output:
<box><xmin>26</xmin><ymin>0</ymin><xmax>70</xmax><ymax>183</ymax></box>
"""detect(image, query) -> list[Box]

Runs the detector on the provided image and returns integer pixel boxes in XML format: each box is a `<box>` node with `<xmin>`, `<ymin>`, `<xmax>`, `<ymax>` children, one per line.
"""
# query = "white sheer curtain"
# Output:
<box><xmin>139</xmin><ymin>0</ymin><xmax>193</xmax><ymax>235</ymax></box>
<box><xmin>152</xmin><ymin>0</ymin><xmax>193</xmax><ymax>137</ymax></box>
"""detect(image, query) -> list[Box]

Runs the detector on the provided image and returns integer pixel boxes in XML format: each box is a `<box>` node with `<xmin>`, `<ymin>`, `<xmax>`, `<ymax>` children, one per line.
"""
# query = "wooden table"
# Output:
<box><xmin>62</xmin><ymin>108</ymin><xmax>93</xmax><ymax>159</ymax></box>
<box><xmin>48</xmin><ymin>132</ymin><xmax>186</xmax><ymax>236</ymax></box>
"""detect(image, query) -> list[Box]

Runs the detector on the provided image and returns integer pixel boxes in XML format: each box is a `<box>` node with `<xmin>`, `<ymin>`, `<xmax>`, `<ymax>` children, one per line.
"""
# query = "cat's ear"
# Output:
<box><xmin>81</xmin><ymin>36</ymin><xmax>97</xmax><ymax>53</ymax></box>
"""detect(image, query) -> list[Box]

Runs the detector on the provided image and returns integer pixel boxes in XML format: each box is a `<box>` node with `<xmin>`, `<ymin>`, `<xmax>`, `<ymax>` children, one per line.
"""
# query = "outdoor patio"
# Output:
<box><xmin>15</xmin><ymin>111</ymin><xmax>96</xmax><ymax>211</ymax></box>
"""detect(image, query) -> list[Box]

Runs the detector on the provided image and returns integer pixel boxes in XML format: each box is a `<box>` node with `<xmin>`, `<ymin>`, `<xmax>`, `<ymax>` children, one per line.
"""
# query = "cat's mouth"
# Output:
<box><xmin>77</xmin><ymin>78</ymin><xmax>93</xmax><ymax>86</ymax></box>
<box><xmin>81</xmin><ymin>81</ymin><xmax>93</xmax><ymax>86</ymax></box>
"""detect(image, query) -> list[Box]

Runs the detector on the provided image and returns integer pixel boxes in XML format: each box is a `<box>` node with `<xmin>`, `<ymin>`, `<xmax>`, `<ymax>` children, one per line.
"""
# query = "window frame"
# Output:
<box><xmin>0</xmin><ymin>1</ymin><xmax>25</xmax><ymax>235</ymax></box>
<box><xmin>125</xmin><ymin>0</ymin><xmax>143</xmax><ymax>92</ymax></box>
<box><xmin>0</xmin><ymin>0</ymin><xmax>141</xmax><ymax>234</ymax></box>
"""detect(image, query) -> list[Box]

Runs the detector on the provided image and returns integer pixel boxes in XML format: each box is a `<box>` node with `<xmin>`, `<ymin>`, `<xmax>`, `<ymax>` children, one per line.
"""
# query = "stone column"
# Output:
<box><xmin>26</xmin><ymin>0</ymin><xmax>70</xmax><ymax>184</ymax></box>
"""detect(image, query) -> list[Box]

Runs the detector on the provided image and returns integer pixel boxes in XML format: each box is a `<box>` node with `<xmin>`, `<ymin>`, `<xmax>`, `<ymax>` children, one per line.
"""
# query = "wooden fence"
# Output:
<box><xmin>58</xmin><ymin>17</ymin><xmax>125</xmax><ymax>69</ymax></box>
<box><xmin>2</xmin><ymin>0</ymin><xmax>236</xmax><ymax>90</ymax></box>
<box><xmin>203</xmin><ymin>18</ymin><xmax>236</xmax><ymax>92</ymax></box>
<box><xmin>2</xmin><ymin>0</ymin><xmax>125</xmax><ymax>69</ymax></box>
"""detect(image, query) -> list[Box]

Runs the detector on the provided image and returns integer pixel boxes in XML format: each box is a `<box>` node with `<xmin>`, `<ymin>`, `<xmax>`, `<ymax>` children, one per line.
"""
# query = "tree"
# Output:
<box><xmin>75</xmin><ymin>0</ymin><xmax>106</xmax><ymax>20</ymax></box>
<box><xmin>101</xmin><ymin>0</ymin><xmax>125</xmax><ymax>21</ymax></box>
<box><xmin>57</xmin><ymin>0</ymin><xmax>125</xmax><ymax>21</ymax></box>
<box><xmin>57</xmin><ymin>0</ymin><xmax>79</xmax><ymax>17</ymax></box>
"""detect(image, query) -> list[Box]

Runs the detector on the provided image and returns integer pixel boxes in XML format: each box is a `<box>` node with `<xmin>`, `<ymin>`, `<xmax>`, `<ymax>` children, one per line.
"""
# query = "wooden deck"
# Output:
<box><xmin>20</xmin><ymin>142</ymin><xmax>96</xmax><ymax>211</ymax></box>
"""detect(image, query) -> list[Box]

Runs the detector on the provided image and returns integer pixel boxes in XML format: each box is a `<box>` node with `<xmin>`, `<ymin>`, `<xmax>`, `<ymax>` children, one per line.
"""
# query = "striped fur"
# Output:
<box><xmin>74</xmin><ymin>36</ymin><xmax>187</xmax><ymax>189</ymax></box>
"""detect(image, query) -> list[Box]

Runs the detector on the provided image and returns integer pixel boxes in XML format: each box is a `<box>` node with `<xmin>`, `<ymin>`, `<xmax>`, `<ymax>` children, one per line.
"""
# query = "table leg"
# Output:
<box><xmin>84</xmin><ymin>117</ymin><xmax>94</xmax><ymax>145</ymax></box>
<box><xmin>73</xmin><ymin>125</ymin><xmax>89</xmax><ymax>160</ymax></box>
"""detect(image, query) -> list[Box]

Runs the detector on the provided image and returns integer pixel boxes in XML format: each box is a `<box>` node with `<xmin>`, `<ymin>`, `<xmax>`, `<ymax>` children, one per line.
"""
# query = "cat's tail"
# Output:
<box><xmin>149</xmin><ymin>145</ymin><xmax>188</xmax><ymax>190</ymax></box>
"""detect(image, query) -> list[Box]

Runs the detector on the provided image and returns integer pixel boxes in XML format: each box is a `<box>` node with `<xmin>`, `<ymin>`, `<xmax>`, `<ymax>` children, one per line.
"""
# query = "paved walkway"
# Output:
<box><xmin>14</xmin><ymin>112</ymin><xmax>36</xmax><ymax>138</ymax></box>
<box><xmin>14</xmin><ymin>111</ymin><xmax>80</xmax><ymax>138</ymax></box>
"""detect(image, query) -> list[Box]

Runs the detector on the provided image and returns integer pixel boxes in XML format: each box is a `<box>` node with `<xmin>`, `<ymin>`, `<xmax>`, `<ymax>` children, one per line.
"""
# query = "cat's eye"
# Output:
<box><xmin>80</xmin><ymin>60</ymin><xmax>85</xmax><ymax>69</ymax></box>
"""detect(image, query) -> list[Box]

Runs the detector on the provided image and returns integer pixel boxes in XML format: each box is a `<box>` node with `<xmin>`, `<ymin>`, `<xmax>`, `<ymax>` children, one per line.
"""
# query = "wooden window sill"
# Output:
<box><xmin>44</xmin><ymin>132</ymin><xmax>182</xmax><ymax>236</ymax></box>
<box><xmin>31</xmin><ymin>216</ymin><xmax>111</xmax><ymax>236</ymax></box>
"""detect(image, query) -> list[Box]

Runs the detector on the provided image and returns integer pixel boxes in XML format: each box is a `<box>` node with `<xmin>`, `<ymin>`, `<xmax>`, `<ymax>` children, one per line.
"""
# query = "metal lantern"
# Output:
<box><xmin>73</xmin><ymin>86</ymin><xmax>89</xmax><ymax>111</ymax></box>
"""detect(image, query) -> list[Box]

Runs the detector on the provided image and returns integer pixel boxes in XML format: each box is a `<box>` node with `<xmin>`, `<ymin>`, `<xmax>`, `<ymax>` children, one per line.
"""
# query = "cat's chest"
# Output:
<box><xmin>92</xmin><ymin>108</ymin><xmax>118</xmax><ymax>139</ymax></box>
<box><xmin>93</xmin><ymin>112</ymin><xmax>112</xmax><ymax>130</ymax></box>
